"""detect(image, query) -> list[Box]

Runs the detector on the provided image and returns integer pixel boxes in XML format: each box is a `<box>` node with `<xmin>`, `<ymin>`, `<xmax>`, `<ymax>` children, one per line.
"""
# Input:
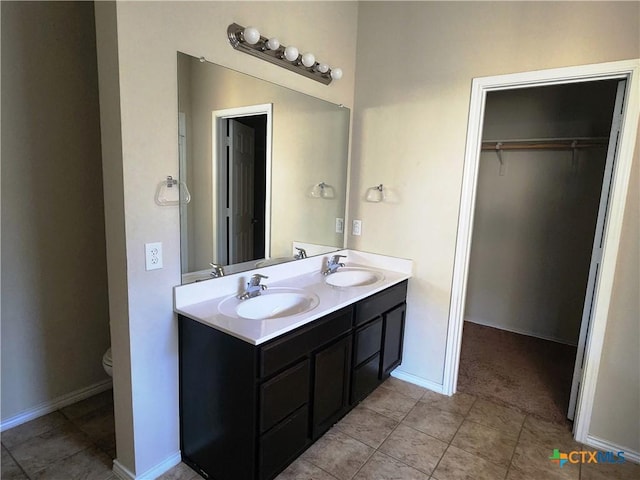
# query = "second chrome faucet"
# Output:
<box><xmin>238</xmin><ymin>274</ymin><xmax>268</xmax><ymax>300</ymax></box>
<box><xmin>322</xmin><ymin>255</ymin><xmax>346</xmax><ymax>275</ymax></box>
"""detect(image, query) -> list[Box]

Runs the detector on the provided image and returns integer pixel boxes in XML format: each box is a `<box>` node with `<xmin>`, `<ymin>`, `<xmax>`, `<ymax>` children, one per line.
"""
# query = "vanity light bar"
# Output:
<box><xmin>227</xmin><ymin>23</ymin><xmax>342</xmax><ymax>85</ymax></box>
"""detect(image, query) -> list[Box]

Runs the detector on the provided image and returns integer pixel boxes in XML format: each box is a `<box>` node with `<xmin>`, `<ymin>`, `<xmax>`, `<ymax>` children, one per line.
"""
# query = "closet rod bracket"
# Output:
<box><xmin>495</xmin><ymin>142</ymin><xmax>506</xmax><ymax>176</ymax></box>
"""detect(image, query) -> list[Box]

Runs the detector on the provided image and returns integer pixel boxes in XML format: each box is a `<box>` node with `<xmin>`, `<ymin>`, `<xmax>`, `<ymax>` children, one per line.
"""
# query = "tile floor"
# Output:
<box><xmin>2</xmin><ymin>380</ymin><xmax>638</xmax><ymax>480</ymax></box>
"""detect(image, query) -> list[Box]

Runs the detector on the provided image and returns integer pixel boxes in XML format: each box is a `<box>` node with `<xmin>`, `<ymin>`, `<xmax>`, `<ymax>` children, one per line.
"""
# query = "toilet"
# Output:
<box><xmin>102</xmin><ymin>348</ymin><xmax>113</xmax><ymax>377</ymax></box>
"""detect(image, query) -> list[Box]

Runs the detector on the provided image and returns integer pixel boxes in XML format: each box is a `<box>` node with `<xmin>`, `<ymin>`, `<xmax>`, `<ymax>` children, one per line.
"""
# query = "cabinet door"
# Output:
<box><xmin>312</xmin><ymin>335</ymin><xmax>352</xmax><ymax>438</ymax></box>
<box><xmin>381</xmin><ymin>303</ymin><xmax>406</xmax><ymax>378</ymax></box>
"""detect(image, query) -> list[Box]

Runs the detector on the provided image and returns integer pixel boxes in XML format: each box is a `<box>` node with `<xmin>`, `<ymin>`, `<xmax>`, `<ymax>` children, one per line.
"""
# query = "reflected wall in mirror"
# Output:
<box><xmin>177</xmin><ymin>52</ymin><xmax>350</xmax><ymax>283</ymax></box>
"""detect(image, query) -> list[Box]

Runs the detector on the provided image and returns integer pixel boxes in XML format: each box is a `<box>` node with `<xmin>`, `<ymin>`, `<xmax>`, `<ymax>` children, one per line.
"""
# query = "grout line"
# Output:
<box><xmin>309</xmin><ymin>459</ymin><xmax>341</xmax><ymax>480</ymax></box>
<box><xmin>421</xmin><ymin>404</ymin><xmax>471</xmax><ymax>480</ymax></box>
<box><xmin>2</xmin><ymin>442</ymin><xmax>33</xmax><ymax>480</ymax></box>
<box><xmin>504</xmin><ymin>413</ymin><xmax>527</xmax><ymax>479</ymax></box>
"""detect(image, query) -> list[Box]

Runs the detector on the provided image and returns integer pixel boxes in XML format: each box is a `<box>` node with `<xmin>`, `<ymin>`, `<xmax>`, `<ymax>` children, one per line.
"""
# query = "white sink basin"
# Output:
<box><xmin>218</xmin><ymin>288</ymin><xmax>319</xmax><ymax>320</ymax></box>
<box><xmin>325</xmin><ymin>268</ymin><xmax>384</xmax><ymax>288</ymax></box>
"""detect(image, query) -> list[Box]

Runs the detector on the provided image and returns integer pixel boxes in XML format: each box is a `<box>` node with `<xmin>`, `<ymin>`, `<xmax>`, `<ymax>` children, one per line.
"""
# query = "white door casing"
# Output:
<box><xmin>444</xmin><ymin>59</ymin><xmax>640</xmax><ymax>444</ymax></box>
<box><xmin>567</xmin><ymin>79</ymin><xmax>627</xmax><ymax>421</ymax></box>
<box><xmin>212</xmin><ymin>104</ymin><xmax>272</xmax><ymax>265</ymax></box>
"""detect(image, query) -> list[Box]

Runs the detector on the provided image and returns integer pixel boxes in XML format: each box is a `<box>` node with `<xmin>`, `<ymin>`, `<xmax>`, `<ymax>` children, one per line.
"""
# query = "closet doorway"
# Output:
<box><xmin>445</xmin><ymin>60</ymin><xmax>639</xmax><ymax>442</ymax></box>
<box><xmin>459</xmin><ymin>79</ymin><xmax>621</xmax><ymax>424</ymax></box>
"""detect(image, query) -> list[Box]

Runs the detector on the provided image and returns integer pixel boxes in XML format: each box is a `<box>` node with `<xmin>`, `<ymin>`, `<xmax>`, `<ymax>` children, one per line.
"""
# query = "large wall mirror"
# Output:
<box><xmin>177</xmin><ymin>52</ymin><xmax>350</xmax><ymax>283</ymax></box>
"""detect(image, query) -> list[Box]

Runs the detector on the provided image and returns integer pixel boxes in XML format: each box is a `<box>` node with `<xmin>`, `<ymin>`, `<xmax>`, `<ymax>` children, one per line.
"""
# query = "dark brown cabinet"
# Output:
<box><xmin>179</xmin><ymin>280</ymin><xmax>407</xmax><ymax>480</ymax></box>
<box><xmin>312</xmin><ymin>335</ymin><xmax>352</xmax><ymax>438</ymax></box>
<box><xmin>351</xmin><ymin>281</ymin><xmax>407</xmax><ymax>404</ymax></box>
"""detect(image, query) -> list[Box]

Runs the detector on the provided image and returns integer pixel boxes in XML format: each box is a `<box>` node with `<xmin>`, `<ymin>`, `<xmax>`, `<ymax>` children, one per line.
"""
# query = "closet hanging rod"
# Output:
<box><xmin>482</xmin><ymin>137</ymin><xmax>608</xmax><ymax>151</ymax></box>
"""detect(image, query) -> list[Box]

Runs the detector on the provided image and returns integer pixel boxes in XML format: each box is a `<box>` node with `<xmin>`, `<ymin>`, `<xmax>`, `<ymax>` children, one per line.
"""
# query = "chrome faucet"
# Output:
<box><xmin>322</xmin><ymin>255</ymin><xmax>346</xmax><ymax>275</ymax></box>
<box><xmin>294</xmin><ymin>247</ymin><xmax>307</xmax><ymax>260</ymax></box>
<box><xmin>210</xmin><ymin>263</ymin><xmax>225</xmax><ymax>278</ymax></box>
<box><xmin>238</xmin><ymin>274</ymin><xmax>268</xmax><ymax>300</ymax></box>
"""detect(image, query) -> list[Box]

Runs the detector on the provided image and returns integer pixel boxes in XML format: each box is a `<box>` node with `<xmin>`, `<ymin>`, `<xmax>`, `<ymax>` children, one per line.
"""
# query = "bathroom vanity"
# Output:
<box><xmin>174</xmin><ymin>250</ymin><xmax>411</xmax><ymax>480</ymax></box>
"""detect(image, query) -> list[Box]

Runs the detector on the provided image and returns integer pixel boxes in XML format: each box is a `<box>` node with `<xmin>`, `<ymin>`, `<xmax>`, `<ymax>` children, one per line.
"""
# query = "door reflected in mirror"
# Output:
<box><xmin>177</xmin><ymin>52</ymin><xmax>350</xmax><ymax>283</ymax></box>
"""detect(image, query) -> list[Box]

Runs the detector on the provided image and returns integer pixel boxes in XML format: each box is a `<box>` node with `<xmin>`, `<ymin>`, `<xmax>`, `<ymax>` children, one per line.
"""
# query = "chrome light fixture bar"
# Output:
<box><xmin>227</xmin><ymin>23</ymin><xmax>342</xmax><ymax>85</ymax></box>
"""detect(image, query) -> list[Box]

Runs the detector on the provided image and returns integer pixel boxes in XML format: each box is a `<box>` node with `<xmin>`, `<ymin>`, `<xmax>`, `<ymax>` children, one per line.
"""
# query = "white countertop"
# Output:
<box><xmin>174</xmin><ymin>249</ymin><xmax>413</xmax><ymax>345</ymax></box>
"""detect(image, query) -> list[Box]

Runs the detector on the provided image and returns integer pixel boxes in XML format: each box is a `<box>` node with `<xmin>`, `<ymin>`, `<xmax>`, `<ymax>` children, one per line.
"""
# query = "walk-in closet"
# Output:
<box><xmin>457</xmin><ymin>80</ymin><xmax>622</xmax><ymax>424</ymax></box>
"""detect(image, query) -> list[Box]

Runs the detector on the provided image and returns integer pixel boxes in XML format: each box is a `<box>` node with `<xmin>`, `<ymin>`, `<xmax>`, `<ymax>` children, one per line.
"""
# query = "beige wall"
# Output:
<box><xmin>351</xmin><ymin>0</ymin><xmax>638</xmax><ymax>450</ymax></box>
<box><xmin>95</xmin><ymin>1</ymin><xmax>358</xmax><ymax>475</ymax></box>
<box><xmin>1</xmin><ymin>1</ymin><xmax>110</xmax><ymax>422</ymax></box>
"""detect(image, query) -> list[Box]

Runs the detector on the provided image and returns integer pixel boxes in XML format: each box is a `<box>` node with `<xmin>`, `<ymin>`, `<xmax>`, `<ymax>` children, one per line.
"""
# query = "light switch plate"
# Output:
<box><xmin>145</xmin><ymin>242</ymin><xmax>163</xmax><ymax>270</ymax></box>
<box><xmin>352</xmin><ymin>220</ymin><xmax>362</xmax><ymax>236</ymax></box>
<box><xmin>335</xmin><ymin>218</ymin><xmax>344</xmax><ymax>234</ymax></box>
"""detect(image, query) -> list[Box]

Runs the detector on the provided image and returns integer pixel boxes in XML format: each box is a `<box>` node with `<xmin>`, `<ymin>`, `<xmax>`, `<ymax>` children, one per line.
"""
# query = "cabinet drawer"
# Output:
<box><xmin>354</xmin><ymin>281</ymin><xmax>407</xmax><ymax>326</ymax></box>
<box><xmin>260</xmin><ymin>359</ymin><xmax>309</xmax><ymax>433</ymax></box>
<box><xmin>354</xmin><ymin>317</ymin><xmax>383</xmax><ymax>366</ymax></box>
<box><xmin>259</xmin><ymin>406</ymin><xmax>309</xmax><ymax>480</ymax></box>
<box><xmin>351</xmin><ymin>353</ymin><xmax>381</xmax><ymax>404</ymax></box>
<box><xmin>260</xmin><ymin>307</ymin><xmax>353</xmax><ymax>378</ymax></box>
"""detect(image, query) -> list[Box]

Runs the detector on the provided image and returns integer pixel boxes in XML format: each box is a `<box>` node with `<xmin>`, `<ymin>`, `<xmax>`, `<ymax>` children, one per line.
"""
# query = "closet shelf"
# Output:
<box><xmin>482</xmin><ymin>137</ymin><xmax>609</xmax><ymax>151</ymax></box>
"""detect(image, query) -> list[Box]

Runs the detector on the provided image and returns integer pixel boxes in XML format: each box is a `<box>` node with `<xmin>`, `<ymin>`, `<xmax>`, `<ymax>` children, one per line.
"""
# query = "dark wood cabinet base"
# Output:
<box><xmin>179</xmin><ymin>280</ymin><xmax>408</xmax><ymax>480</ymax></box>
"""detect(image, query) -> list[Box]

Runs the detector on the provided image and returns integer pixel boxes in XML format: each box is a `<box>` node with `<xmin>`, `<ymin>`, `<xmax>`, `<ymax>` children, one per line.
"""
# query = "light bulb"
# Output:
<box><xmin>243</xmin><ymin>26</ymin><xmax>260</xmax><ymax>45</ymax></box>
<box><xmin>284</xmin><ymin>45</ymin><xmax>299</xmax><ymax>62</ymax></box>
<box><xmin>301</xmin><ymin>52</ymin><xmax>315</xmax><ymax>68</ymax></box>
<box><xmin>317</xmin><ymin>63</ymin><xmax>329</xmax><ymax>74</ymax></box>
<box><xmin>266</xmin><ymin>37</ymin><xmax>280</xmax><ymax>50</ymax></box>
<box><xmin>330</xmin><ymin>67</ymin><xmax>343</xmax><ymax>80</ymax></box>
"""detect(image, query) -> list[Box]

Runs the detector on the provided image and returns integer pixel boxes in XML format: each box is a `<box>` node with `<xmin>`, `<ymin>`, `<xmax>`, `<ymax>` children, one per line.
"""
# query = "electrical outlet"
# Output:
<box><xmin>145</xmin><ymin>242</ymin><xmax>163</xmax><ymax>271</ymax></box>
<box><xmin>352</xmin><ymin>219</ymin><xmax>362</xmax><ymax>236</ymax></box>
<box><xmin>335</xmin><ymin>217</ymin><xmax>344</xmax><ymax>234</ymax></box>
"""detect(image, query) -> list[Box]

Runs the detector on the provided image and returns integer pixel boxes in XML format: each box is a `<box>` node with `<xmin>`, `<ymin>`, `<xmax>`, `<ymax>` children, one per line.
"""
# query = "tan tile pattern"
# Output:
<box><xmin>334</xmin><ymin>405</ymin><xmax>398</xmax><ymax>448</ymax></box>
<box><xmin>433</xmin><ymin>444</ymin><xmax>509</xmax><ymax>480</ymax></box>
<box><xmin>1</xmin><ymin>444</ymin><xmax>28</xmax><ymax>480</ymax></box>
<box><xmin>402</xmin><ymin>401</ymin><xmax>465</xmax><ymax>442</ymax></box>
<box><xmin>9</xmin><ymin>424</ymin><xmax>90</xmax><ymax>476</ymax></box>
<box><xmin>378</xmin><ymin>423</ymin><xmax>447</xmax><ymax>474</ymax></box>
<box><xmin>277</xmin><ymin>458</ymin><xmax>339</xmax><ymax>480</ymax></box>
<box><xmin>354</xmin><ymin>451</ymin><xmax>430</xmax><ymax>480</ymax></box>
<box><xmin>420</xmin><ymin>389</ymin><xmax>476</xmax><ymax>415</ymax></box>
<box><xmin>381</xmin><ymin>377</ymin><xmax>427</xmax><ymax>400</ymax></box>
<box><xmin>301</xmin><ymin>429</ymin><xmax>374</xmax><ymax>480</ymax></box>
<box><xmin>509</xmin><ymin>441</ymin><xmax>580</xmax><ymax>480</ymax></box>
<box><xmin>519</xmin><ymin>415</ymin><xmax>580</xmax><ymax>452</ymax></box>
<box><xmin>31</xmin><ymin>447</ymin><xmax>113</xmax><ymax>480</ymax></box>
<box><xmin>156</xmin><ymin>461</ymin><xmax>201</xmax><ymax>480</ymax></box>
<box><xmin>467</xmin><ymin>398</ymin><xmax>526</xmax><ymax>434</ymax></box>
<box><xmin>360</xmin><ymin>386</ymin><xmax>419</xmax><ymax>421</ymax></box>
<box><xmin>580</xmin><ymin>452</ymin><xmax>640</xmax><ymax>480</ymax></box>
<box><xmin>1</xmin><ymin>412</ymin><xmax>69</xmax><ymax>449</ymax></box>
<box><xmin>3</xmin><ymin>381</ymin><xmax>639</xmax><ymax>480</ymax></box>
<box><xmin>451</xmin><ymin>419</ymin><xmax>518</xmax><ymax>467</ymax></box>
<box><xmin>1</xmin><ymin>390</ymin><xmax>116</xmax><ymax>480</ymax></box>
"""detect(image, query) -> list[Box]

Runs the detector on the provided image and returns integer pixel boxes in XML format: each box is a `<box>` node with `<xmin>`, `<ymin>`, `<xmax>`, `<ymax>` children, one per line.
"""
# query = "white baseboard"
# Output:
<box><xmin>112</xmin><ymin>460</ymin><xmax>135</xmax><ymax>480</ymax></box>
<box><xmin>465</xmin><ymin>318</ymin><xmax>578</xmax><ymax>346</ymax></box>
<box><xmin>391</xmin><ymin>370</ymin><xmax>446</xmax><ymax>395</ymax></box>
<box><xmin>585</xmin><ymin>434</ymin><xmax>640</xmax><ymax>464</ymax></box>
<box><xmin>113</xmin><ymin>452</ymin><xmax>181</xmax><ymax>480</ymax></box>
<box><xmin>1</xmin><ymin>378</ymin><xmax>113</xmax><ymax>432</ymax></box>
